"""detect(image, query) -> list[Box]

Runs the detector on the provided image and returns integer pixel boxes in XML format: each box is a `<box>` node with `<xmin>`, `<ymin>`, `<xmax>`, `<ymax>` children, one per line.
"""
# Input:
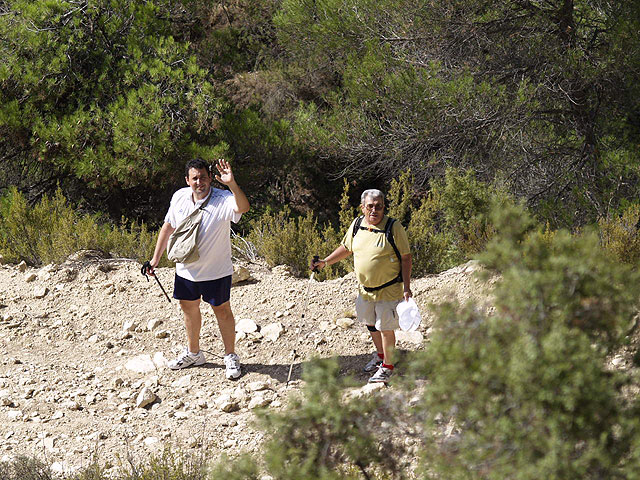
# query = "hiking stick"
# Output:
<box><xmin>141</xmin><ymin>261</ymin><xmax>172</xmax><ymax>303</ymax></box>
<box><xmin>286</xmin><ymin>255</ymin><xmax>319</xmax><ymax>386</ymax></box>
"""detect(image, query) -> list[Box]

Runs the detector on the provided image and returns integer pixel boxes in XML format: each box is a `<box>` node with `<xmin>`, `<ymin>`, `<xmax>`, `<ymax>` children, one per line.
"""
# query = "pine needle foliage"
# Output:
<box><xmin>412</xmin><ymin>202</ymin><xmax>640</xmax><ymax>479</ymax></box>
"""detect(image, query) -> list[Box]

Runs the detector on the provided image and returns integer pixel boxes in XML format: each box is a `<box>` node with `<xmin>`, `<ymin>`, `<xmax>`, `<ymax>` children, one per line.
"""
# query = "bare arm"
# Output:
<box><xmin>311</xmin><ymin>245</ymin><xmax>352</xmax><ymax>270</ymax></box>
<box><xmin>214</xmin><ymin>158</ymin><xmax>250</xmax><ymax>214</ymax></box>
<box><xmin>401</xmin><ymin>253</ymin><xmax>412</xmax><ymax>301</ymax></box>
<box><xmin>149</xmin><ymin>222</ymin><xmax>176</xmax><ymax>273</ymax></box>
<box><xmin>227</xmin><ymin>180</ymin><xmax>250</xmax><ymax>214</ymax></box>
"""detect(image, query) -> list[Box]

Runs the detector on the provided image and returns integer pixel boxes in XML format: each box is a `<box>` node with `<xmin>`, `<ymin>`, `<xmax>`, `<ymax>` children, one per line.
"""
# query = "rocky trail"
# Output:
<box><xmin>0</xmin><ymin>253</ymin><xmax>490</xmax><ymax>476</ymax></box>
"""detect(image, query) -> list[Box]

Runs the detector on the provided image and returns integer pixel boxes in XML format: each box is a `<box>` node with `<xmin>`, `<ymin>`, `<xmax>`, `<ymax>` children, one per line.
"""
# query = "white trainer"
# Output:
<box><xmin>168</xmin><ymin>349</ymin><xmax>206</xmax><ymax>370</ymax></box>
<box><xmin>368</xmin><ymin>366</ymin><xmax>393</xmax><ymax>384</ymax></box>
<box><xmin>363</xmin><ymin>352</ymin><xmax>383</xmax><ymax>372</ymax></box>
<box><xmin>224</xmin><ymin>353</ymin><xmax>242</xmax><ymax>380</ymax></box>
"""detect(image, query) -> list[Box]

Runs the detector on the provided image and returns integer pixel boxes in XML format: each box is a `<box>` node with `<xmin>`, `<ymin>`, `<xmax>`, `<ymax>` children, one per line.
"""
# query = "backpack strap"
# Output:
<box><xmin>352</xmin><ymin>215</ymin><xmax>364</xmax><ymax>237</ymax></box>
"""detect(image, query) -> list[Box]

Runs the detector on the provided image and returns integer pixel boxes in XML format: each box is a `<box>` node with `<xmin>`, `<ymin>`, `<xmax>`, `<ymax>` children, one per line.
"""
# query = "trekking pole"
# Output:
<box><xmin>141</xmin><ymin>261</ymin><xmax>172</xmax><ymax>303</ymax></box>
<box><xmin>287</xmin><ymin>255</ymin><xmax>319</xmax><ymax>386</ymax></box>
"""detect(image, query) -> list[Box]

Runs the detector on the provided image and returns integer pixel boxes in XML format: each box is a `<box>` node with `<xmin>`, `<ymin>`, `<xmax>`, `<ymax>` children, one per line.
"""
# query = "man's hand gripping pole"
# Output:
<box><xmin>141</xmin><ymin>261</ymin><xmax>172</xmax><ymax>303</ymax></box>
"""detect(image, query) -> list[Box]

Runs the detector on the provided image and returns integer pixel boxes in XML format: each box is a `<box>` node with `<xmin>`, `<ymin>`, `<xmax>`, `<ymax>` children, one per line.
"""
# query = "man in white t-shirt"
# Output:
<box><xmin>147</xmin><ymin>158</ymin><xmax>250</xmax><ymax>379</ymax></box>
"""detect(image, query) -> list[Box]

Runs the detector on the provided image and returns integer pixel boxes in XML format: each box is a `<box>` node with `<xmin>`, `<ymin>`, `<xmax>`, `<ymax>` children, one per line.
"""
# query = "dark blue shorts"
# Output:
<box><xmin>173</xmin><ymin>274</ymin><xmax>232</xmax><ymax>306</ymax></box>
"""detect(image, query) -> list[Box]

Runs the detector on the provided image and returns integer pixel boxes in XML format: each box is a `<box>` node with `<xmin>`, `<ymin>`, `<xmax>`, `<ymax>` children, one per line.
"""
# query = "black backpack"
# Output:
<box><xmin>352</xmin><ymin>216</ymin><xmax>403</xmax><ymax>292</ymax></box>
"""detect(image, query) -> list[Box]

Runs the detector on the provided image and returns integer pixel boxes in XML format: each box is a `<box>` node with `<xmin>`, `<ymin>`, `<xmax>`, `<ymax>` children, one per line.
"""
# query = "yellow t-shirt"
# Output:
<box><xmin>341</xmin><ymin>216</ymin><xmax>410</xmax><ymax>302</ymax></box>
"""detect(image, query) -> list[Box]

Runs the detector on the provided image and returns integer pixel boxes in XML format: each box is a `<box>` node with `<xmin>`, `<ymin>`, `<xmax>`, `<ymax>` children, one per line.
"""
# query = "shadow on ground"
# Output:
<box><xmin>196</xmin><ymin>349</ymin><xmax>419</xmax><ymax>384</ymax></box>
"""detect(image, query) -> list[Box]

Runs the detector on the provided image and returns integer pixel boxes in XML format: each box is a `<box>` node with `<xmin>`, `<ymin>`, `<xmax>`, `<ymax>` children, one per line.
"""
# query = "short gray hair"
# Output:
<box><xmin>361</xmin><ymin>189</ymin><xmax>384</xmax><ymax>205</ymax></box>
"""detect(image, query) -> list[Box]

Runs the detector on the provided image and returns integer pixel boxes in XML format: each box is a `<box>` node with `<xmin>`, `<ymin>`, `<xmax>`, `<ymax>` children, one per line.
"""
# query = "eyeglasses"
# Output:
<box><xmin>364</xmin><ymin>203</ymin><xmax>384</xmax><ymax>212</ymax></box>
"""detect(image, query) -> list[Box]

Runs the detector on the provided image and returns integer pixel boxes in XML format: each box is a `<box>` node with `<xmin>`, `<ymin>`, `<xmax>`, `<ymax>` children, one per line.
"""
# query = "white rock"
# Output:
<box><xmin>122</xmin><ymin>319</ymin><xmax>137</xmax><ymax>332</ymax></box>
<box><xmin>33</xmin><ymin>287</ymin><xmax>48</xmax><ymax>299</ymax></box>
<box><xmin>248</xmin><ymin>394</ymin><xmax>272</xmax><ymax>409</ymax></box>
<box><xmin>236</xmin><ymin>318</ymin><xmax>258</xmax><ymax>333</ymax></box>
<box><xmin>611</xmin><ymin>355</ymin><xmax>625</xmax><ymax>367</ymax></box>
<box><xmin>136</xmin><ymin>387</ymin><xmax>157</xmax><ymax>409</ymax></box>
<box><xmin>43</xmin><ymin>437</ymin><xmax>55</xmax><ymax>451</ymax></box>
<box><xmin>63</xmin><ymin>400</ymin><xmax>81</xmax><ymax>411</ymax></box>
<box><xmin>318</xmin><ymin>320</ymin><xmax>336</xmax><ymax>331</ymax></box>
<box><xmin>143</xmin><ymin>436</ymin><xmax>159</xmax><ymax>447</ymax></box>
<box><xmin>7</xmin><ymin>410</ymin><xmax>23</xmax><ymax>421</ymax></box>
<box><xmin>395</xmin><ymin>330</ymin><xmax>424</xmax><ymax>344</ymax></box>
<box><xmin>155</xmin><ymin>330</ymin><xmax>170</xmax><ymax>339</ymax></box>
<box><xmin>247</xmin><ymin>381</ymin><xmax>270</xmax><ymax>392</ymax></box>
<box><xmin>344</xmin><ymin>383</ymin><xmax>385</xmax><ymax>400</ymax></box>
<box><xmin>17</xmin><ymin>261</ymin><xmax>27</xmax><ymax>272</ymax></box>
<box><xmin>125</xmin><ymin>355</ymin><xmax>157</xmax><ymax>374</ymax></box>
<box><xmin>152</xmin><ymin>352</ymin><xmax>168</xmax><ymax>369</ymax></box>
<box><xmin>274</xmin><ymin>311</ymin><xmax>284</xmax><ymax>318</ymax></box>
<box><xmin>262</xmin><ymin>322</ymin><xmax>284</xmax><ymax>342</ymax></box>
<box><xmin>215</xmin><ymin>394</ymin><xmax>240</xmax><ymax>413</ymax></box>
<box><xmin>232</xmin><ymin>265</ymin><xmax>252</xmax><ymax>284</ymax></box>
<box><xmin>187</xmin><ymin>437</ymin><xmax>200</xmax><ymax>448</ymax></box>
<box><xmin>24</xmin><ymin>272</ymin><xmax>37</xmax><ymax>282</ymax></box>
<box><xmin>147</xmin><ymin>319</ymin><xmax>163</xmax><ymax>331</ymax></box>
<box><xmin>50</xmin><ymin>462</ymin><xmax>70</xmax><ymax>476</ymax></box>
<box><xmin>336</xmin><ymin>317</ymin><xmax>355</xmax><ymax>329</ymax></box>
<box><xmin>272</xmin><ymin>265</ymin><xmax>292</xmax><ymax>276</ymax></box>
<box><xmin>285</xmin><ymin>301</ymin><xmax>296</xmax><ymax>310</ymax></box>
<box><xmin>171</xmin><ymin>375</ymin><xmax>192</xmax><ymax>388</ymax></box>
<box><xmin>52</xmin><ymin>411</ymin><xmax>64</xmax><ymax>420</ymax></box>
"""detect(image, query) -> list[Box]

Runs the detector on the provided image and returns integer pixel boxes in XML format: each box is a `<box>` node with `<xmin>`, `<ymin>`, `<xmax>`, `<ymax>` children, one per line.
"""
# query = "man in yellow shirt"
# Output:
<box><xmin>311</xmin><ymin>189</ymin><xmax>412</xmax><ymax>383</ymax></box>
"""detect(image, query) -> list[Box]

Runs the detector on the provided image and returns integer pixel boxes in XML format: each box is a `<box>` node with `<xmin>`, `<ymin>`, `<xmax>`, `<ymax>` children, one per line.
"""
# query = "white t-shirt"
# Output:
<box><xmin>164</xmin><ymin>187</ymin><xmax>241</xmax><ymax>281</ymax></box>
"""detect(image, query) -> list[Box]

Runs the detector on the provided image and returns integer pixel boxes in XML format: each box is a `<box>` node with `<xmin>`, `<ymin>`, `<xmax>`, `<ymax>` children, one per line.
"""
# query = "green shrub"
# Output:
<box><xmin>412</xmin><ymin>202</ymin><xmax>640</xmax><ymax>479</ymax></box>
<box><xmin>258</xmin><ymin>358</ymin><xmax>399</xmax><ymax>480</ymax></box>
<box><xmin>0</xmin><ymin>187</ymin><xmax>167</xmax><ymax>266</ymax></box>
<box><xmin>598</xmin><ymin>204</ymin><xmax>640</xmax><ymax>265</ymax></box>
<box><xmin>0</xmin><ymin>456</ymin><xmax>53</xmax><ymax>480</ymax></box>
<box><xmin>248</xmin><ymin>180</ymin><xmax>356</xmax><ymax>279</ymax></box>
<box><xmin>386</xmin><ymin>168</ymin><xmax>510</xmax><ymax>276</ymax></box>
<box><xmin>248</xmin><ymin>168</ymin><xmax>510</xmax><ymax>278</ymax></box>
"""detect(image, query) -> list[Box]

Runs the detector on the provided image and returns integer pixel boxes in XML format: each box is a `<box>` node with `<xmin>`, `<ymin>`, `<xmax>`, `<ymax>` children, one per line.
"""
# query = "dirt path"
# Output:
<box><xmin>0</xmin><ymin>256</ymin><xmax>490</xmax><ymax>475</ymax></box>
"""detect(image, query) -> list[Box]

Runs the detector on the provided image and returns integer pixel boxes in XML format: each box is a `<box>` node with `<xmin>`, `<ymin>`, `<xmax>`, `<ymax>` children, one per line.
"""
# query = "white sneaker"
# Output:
<box><xmin>368</xmin><ymin>366</ymin><xmax>393</xmax><ymax>384</ymax></box>
<box><xmin>224</xmin><ymin>353</ymin><xmax>242</xmax><ymax>380</ymax></box>
<box><xmin>363</xmin><ymin>352</ymin><xmax>383</xmax><ymax>372</ymax></box>
<box><xmin>168</xmin><ymin>349</ymin><xmax>206</xmax><ymax>370</ymax></box>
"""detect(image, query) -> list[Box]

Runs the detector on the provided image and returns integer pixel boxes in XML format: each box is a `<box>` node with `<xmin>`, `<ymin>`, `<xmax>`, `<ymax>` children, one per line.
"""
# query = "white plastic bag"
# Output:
<box><xmin>396</xmin><ymin>298</ymin><xmax>421</xmax><ymax>331</ymax></box>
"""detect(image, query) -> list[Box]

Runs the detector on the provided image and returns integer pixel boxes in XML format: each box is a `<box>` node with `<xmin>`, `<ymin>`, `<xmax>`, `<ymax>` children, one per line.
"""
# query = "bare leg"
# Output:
<box><xmin>380</xmin><ymin>330</ymin><xmax>396</xmax><ymax>365</ymax></box>
<box><xmin>212</xmin><ymin>301</ymin><xmax>236</xmax><ymax>355</ymax></box>
<box><xmin>369</xmin><ymin>329</ymin><xmax>383</xmax><ymax>354</ymax></box>
<box><xmin>180</xmin><ymin>299</ymin><xmax>202</xmax><ymax>353</ymax></box>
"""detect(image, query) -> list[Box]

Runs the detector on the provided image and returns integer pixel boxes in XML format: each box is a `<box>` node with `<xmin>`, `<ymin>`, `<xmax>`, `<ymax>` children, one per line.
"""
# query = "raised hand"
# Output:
<box><xmin>214</xmin><ymin>158</ymin><xmax>235</xmax><ymax>185</ymax></box>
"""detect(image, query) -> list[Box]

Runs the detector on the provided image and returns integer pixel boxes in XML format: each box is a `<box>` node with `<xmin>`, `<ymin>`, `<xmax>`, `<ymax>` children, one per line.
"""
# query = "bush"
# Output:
<box><xmin>385</xmin><ymin>168</ymin><xmax>510</xmax><ymax>276</ymax></box>
<box><xmin>258</xmin><ymin>358</ymin><xmax>401</xmax><ymax>480</ymax></box>
<box><xmin>598</xmin><ymin>204</ymin><xmax>640</xmax><ymax>265</ymax></box>
<box><xmin>411</xmin><ymin>202</ymin><xmax>640</xmax><ymax>479</ymax></box>
<box><xmin>0</xmin><ymin>187</ymin><xmax>167</xmax><ymax>266</ymax></box>
<box><xmin>248</xmin><ymin>180</ymin><xmax>356</xmax><ymax>279</ymax></box>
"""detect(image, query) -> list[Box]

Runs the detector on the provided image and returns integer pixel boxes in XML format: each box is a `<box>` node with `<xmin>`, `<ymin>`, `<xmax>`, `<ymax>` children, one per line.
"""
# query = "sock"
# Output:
<box><xmin>377</xmin><ymin>353</ymin><xmax>384</xmax><ymax>360</ymax></box>
<box><xmin>382</xmin><ymin>363</ymin><xmax>394</xmax><ymax>370</ymax></box>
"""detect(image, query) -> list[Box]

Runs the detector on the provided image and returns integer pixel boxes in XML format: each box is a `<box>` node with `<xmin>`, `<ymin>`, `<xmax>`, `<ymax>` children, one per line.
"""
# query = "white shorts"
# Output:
<box><xmin>355</xmin><ymin>295</ymin><xmax>400</xmax><ymax>331</ymax></box>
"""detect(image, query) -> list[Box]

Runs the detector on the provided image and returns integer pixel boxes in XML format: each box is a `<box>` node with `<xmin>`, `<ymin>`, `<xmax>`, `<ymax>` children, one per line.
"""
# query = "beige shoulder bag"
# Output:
<box><xmin>166</xmin><ymin>190</ymin><xmax>212</xmax><ymax>264</ymax></box>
